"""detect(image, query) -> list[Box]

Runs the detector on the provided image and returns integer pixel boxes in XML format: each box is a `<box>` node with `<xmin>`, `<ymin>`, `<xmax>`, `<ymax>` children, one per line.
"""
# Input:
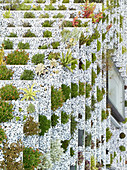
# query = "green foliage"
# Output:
<box><xmin>6</xmin><ymin>49</ymin><xmax>29</xmax><ymax>65</ymax></box>
<box><xmin>122</xmin><ymin>118</ymin><xmax>127</xmax><ymax>124</ymax></box>
<box><xmin>32</xmin><ymin>53</ymin><xmax>45</xmax><ymax>65</ymax></box>
<box><xmin>39</xmin><ymin>115</ymin><xmax>50</xmax><ymax>136</ymax></box>
<box><xmin>19</xmin><ymin>107</ymin><xmax>23</xmax><ymax>112</ymax></box>
<box><xmin>97</xmin><ymin>86</ymin><xmax>103</xmax><ymax>102</ymax></box>
<box><xmin>61</xmin><ymin>111</ymin><xmax>70</xmax><ymax>124</ymax></box>
<box><xmin>23</xmin><ymin>29</ymin><xmax>36</xmax><ymax>37</ymax></box>
<box><xmin>74</xmin><ymin>0</ymin><xmax>84</xmax><ymax>2</ymax></box>
<box><xmin>106</xmin><ymin>127</ymin><xmax>112</xmax><ymax>142</ymax></box>
<box><xmin>7</xmin><ymin>23</ymin><xmax>15</xmax><ymax>27</ymax></box>
<box><xmin>23</xmin><ymin>116</ymin><xmax>40</xmax><ymax>136</ymax></box>
<box><xmin>22</xmin><ymin>22</ymin><xmax>32</xmax><ymax>27</ymax></box>
<box><xmin>58</xmin><ymin>4</ymin><xmax>67</xmax><ymax>10</ymax></box>
<box><xmin>91</xmin><ymin>155</ymin><xmax>98</xmax><ymax>170</ymax></box>
<box><xmin>85</xmin><ymin>132</ymin><xmax>91</xmax><ymax>147</ymax></box>
<box><xmin>102</xmin><ymin>32</ymin><xmax>107</xmax><ymax>42</ymax></box>
<box><xmin>101</xmin><ymin>109</ymin><xmax>109</xmax><ymax>121</ymax></box>
<box><xmin>86</xmin><ymin>83</ymin><xmax>92</xmax><ymax>98</ymax></box>
<box><xmin>71</xmin><ymin>82</ymin><xmax>78</xmax><ymax>98</ymax></box>
<box><xmin>0</xmin><ymin>66</ymin><xmax>14</xmax><ymax>80</ymax></box>
<box><xmin>7</xmin><ymin>32</ymin><xmax>17</xmax><ymax>37</ymax></box>
<box><xmin>24</xmin><ymin>12</ymin><xmax>35</xmax><ymax>18</ymax></box>
<box><xmin>79</xmin><ymin>59</ymin><xmax>85</xmax><ymax>71</ymax></box>
<box><xmin>79</xmin><ymin>32</ymin><xmax>88</xmax><ymax>47</ymax></box>
<box><xmin>85</xmin><ymin>105</ymin><xmax>91</xmax><ymax>121</ymax></box>
<box><xmin>61</xmin><ymin>140</ymin><xmax>70</xmax><ymax>152</ymax></box>
<box><xmin>79</xmin><ymin>81</ymin><xmax>85</xmax><ymax>96</ymax></box>
<box><xmin>20</xmin><ymin>70</ymin><xmax>35</xmax><ymax>80</ymax></box>
<box><xmin>97</xmin><ymin>40</ymin><xmax>101</xmax><ymax>52</ymax></box>
<box><xmin>27</xmin><ymin>103</ymin><xmax>35</xmax><ymax>113</ymax></box>
<box><xmin>43</xmin><ymin>30</ymin><xmax>52</xmax><ymax>37</ymax></box>
<box><xmin>23</xmin><ymin>147</ymin><xmax>41</xmax><ymax>170</ymax></box>
<box><xmin>122</xmin><ymin>46</ymin><xmax>127</xmax><ymax>54</ymax></box>
<box><xmin>50</xmin><ymin>0</ymin><xmax>56</xmax><ymax>3</ymax></box>
<box><xmin>51</xmin><ymin>41</ymin><xmax>60</xmax><ymax>49</ymax></box>
<box><xmin>24</xmin><ymin>0</ymin><xmax>33</xmax><ymax>2</ymax></box>
<box><xmin>119</xmin><ymin>145</ymin><xmax>126</xmax><ymax>152</ymax></box>
<box><xmin>51</xmin><ymin>86</ymin><xmax>65</xmax><ymax>111</ymax></box>
<box><xmin>3</xmin><ymin>39</ymin><xmax>13</xmax><ymax>49</ymax></box>
<box><xmin>31</xmin><ymin>5</ymin><xmax>42</xmax><ymax>10</ymax></box>
<box><xmin>51</xmin><ymin>113</ymin><xmax>59</xmax><ymax>127</ymax></box>
<box><xmin>53</xmin><ymin>13</ymin><xmax>64</xmax><ymax>18</ymax></box>
<box><xmin>36</xmin><ymin>0</ymin><xmax>45</xmax><ymax>2</ymax></box>
<box><xmin>119</xmin><ymin>33</ymin><xmax>123</xmax><ymax>43</ymax></box>
<box><xmin>18</xmin><ymin>42</ymin><xmax>30</xmax><ymax>49</ymax></box>
<box><xmin>16</xmin><ymin>3</ymin><xmax>31</xmax><ymax>10</ymax></box>
<box><xmin>119</xmin><ymin>132</ymin><xmax>126</xmax><ymax>139</ymax></box>
<box><xmin>92</xmin><ymin>69</ymin><xmax>97</xmax><ymax>86</ymax></box>
<box><xmin>3</xmin><ymin>9</ymin><xmax>12</xmax><ymax>18</ymax></box>
<box><xmin>0</xmin><ymin>84</ymin><xmax>20</xmax><ymax>100</ymax></box>
<box><xmin>61</xmin><ymin>84</ymin><xmax>71</xmax><ymax>102</ymax></box>
<box><xmin>62</xmin><ymin>0</ymin><xmax>69</xmax><ymax>2</ymax></box>
<box><xmin>91</xmin><ymin>95</ymin><xmax>96</xmax><ymax>111</ymax></box>
<box><xmin>62</xmin><ymin>20</ymin><xmax>73</xmax><ymax>27</ymax></box>
<box><xmin>70</xmin><ymin>147</ymin><xmax>75</xmax><ymax>156</ymax></box>
<box><xmin>71</xmin><ymin>114</ymin><xmax>78</xmax><ymax>136</ymax></box>
<box><xmin>15</xmin><ymin>116</ymin><xmax>20</xmax><ymax>121</ymax></box>
<box><xmin>0</xmin><ymin>126</ymin><xmax>7</xmax><ymax>144</ymax></box>
<box><xmin>120</xmin><ymin>15</ymin><xmax>123</xmax><ymax>28</ymax></box>
<box><xmin>92</xmin><ymin>53</ymin><xmax>96</xmax><ymax>63</ymax></box>
<box><xmin>39</xmin><ymin>13</ymin><xmax>49</xmax><ymax>18</ymax></box>
<box><xmin>86</xmin><ymin>59</ymin><xmax>91</xmax><ymax>70</ymax></box>
<box><xmin>48</xmin><ymin>52</ymin><xmax>60</xmax><ymax>60</ymax></box>
<box><xmin>42</xmin><ymin>20</ymin><xmax>54</xmax><ymax>27</ymax></box>
<box><xmin>97</xmin><ymin>64</ymin><xmax>101</xmax><ymax>75</ymax></box>
<box><xmin>44</xmin><ymin>4</ymin><xmax>56</xmax><ymax>10</ymax></box>
<box><xmin>0</xmin><ymin>101</ymin><xmax>14</xmax><ymax>123</ymax></box>
<box><xmin>38</xmin><ymin>45</ymin><xmax>48</xmax><ymax>49</ymax></box>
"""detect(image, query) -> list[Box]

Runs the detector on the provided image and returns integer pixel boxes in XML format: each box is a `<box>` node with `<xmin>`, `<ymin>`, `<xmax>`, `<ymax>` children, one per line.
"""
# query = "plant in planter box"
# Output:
<box><xmin>51</xmin><ymin>41</ymin><xmax>60</xmax><ymax>49</ymax></box>
<box><xmin>62</xmin><ymin>0</ymin><xmax>69</xmax><ymax>2</ymax></box>
<box><xmin>85</xmin><ymin>132</ymin><xmax>91</xmax><ymax>147</ymax></box>
<box><xmin>61</xmin><ymin>20</ymin><xmax>73</xmax><ymax>27</ymax></box>
<box><xmin>85</xmin><ymin>105</ymin><xmax>91</xmax><ymax>121</ymax></box>
<box><xmin>39</xmin><ymin>115</ymin><xmax>50</xmax><ymax>136</ymax></box>
<box><xmin>106</xmin><ymin>127</ymin><xmax>112</xmax><ymax>142</ymax></box>
<box><xmin>24</xmin><ymin>12</ymin><xmax>35</xmax><ymax>18</ymax></box>
<box><xmin>0</xmin><ymin>126</ymin><xmax>7</xmax><ymax>144</ymax></box>
<box><xmin>24</xmin><ymin>0</ymin><xmax>33</xmax><ymax>2</ymax></box>
<box><xmin>16</xmin><ymin>3</ymin><xmax>31</xmax><ymax>10</ymax></box>
<box><xmin>97</xmin><ymin>64</ymin><xmax>101</xmax><ymax>75</ymax></box>
<box><xmin>3</xmin><ymin>9</ymin><xmax>12</xmax><ymax>18</ymax></box>
<box><xmin>51</xmin><ymin>113</ymin><xmax>59</xmax><ymax>127</ymax></box>
<box><xmin>20</xmin><ymin>83</ymin><xmax>40</xmax><ymax>101</ymax></box>
<box><xmin>71</xmin><ymin>82</ymin><xmax>78</xmax><ymax>98</ymax></box>
<box><xmin>61</xmin><ymin>111</ymin><xmax>70</xmax><ymax>124</ymax></box>
<box><xmin>22</xmin><ymin>22</ymin><xmax>32</xmax><ymax>27</ymax></box>
<box><xmin>53</xmin><ymin>13</ymin><xmax>64</xmax><ymax>18</ymax></box>
<box><xmin>101</xmin><ymin>109</ymin><xmax>109</xmax><ymax>121</ymax></box>
<box><xmin>86</xmin><ymin>59</ymin><xmax>91</xmax><ymax>70</ymax></box>
<box><xmin>79</xmin><ymin>58</ymin><xmax>85</xmax><ymax>71</ymax></box>
<box><xmin>92</xmin><ymin>69</ymin><xmax>97</xmax><ymax>86</ymax></box>
<box><xmin>71</xmin><ymin>114</ymin><xmax>78</xmax><ymax>136</ymax></box>
<box><xmin>70</xmin><ymin>147</ymin><xmax>75</xmax><ymax>156</ymax></box>
<box><xmin>31</xmin><ymin>5</ymin><xmax>42</xmax><ymax>10</ymax></box>
<box><xmin>97</xmin><ymin>40</ymin><xmax>101</xmax><ymax>52</ymax></box>
<box><xmin>92</xmin><ymin>53</ymin><xmax>96</xmax><ymax>63</ymax></box>
<box><xmin>61</xmin><ymin>84</ymin><xmax>71</xmax><ymax>102</ymax></box>
<box><xmin>23</xmin><ymin>147</ymin><xmax>42</xmax><ymax>170</ymax></box>
<box><xmin>44</xmin><ymin>4</ymin><xmax>56</xmax><ymax>10</ymax></box>
<box><xmin>7</xmin><ymin>32</ymin><xmax>17</xmax><ymax>37</ymax></box>
<box><xmin>48</xmin><ymin>52</ymin><xmax>60</xmax><ymax>60</ymax></box>
<box><xmin>74</xmin><ymin>0</ymin><xmax>84</xmax><ymax>2</ymax></box>
<box><xmin>27</xmin><ymin>103</ymin><xmax>35</xmax><ymax>113</ymax></box>
<box><xmin>61</xmin><ymin>140</ymin><xmax>70</xmax><ymax>153</ymax></box>
<box><xmin>42</xmin><ymin>20</ymin><xmax>54</xmax><ymax>27</ymax></box>
<box><xmin>3</xmin><ymin>39</ymin><xmax>13</xmax><ymax>49</ymax></box>
<box><xmin>5</xmin><ymin>49</ymin><xmax>29</xmax><ymax>65</ymax></box>
<box><xmin>122</xmin><ymin>46</ymin><xmax>127</xmax><ymax>54</ymax></box>
<box><xmin>38</xmin><ymin>44</ymin><xmax>48</xmax><ymax>49</ymax></box>
<box><xmin>97</xmin><ymin>86</ymin><xmax>103</xmax><ymax>102</ymax></box>
<box><xmin>0</xmin><ymin>66</ymin><xmax>14</xmax><ymax>80</ymax></box>
<box><xmin>23</xmin><ymin>29</ymin><xmax>36</xmax><ymax>37</ymax></box>
<box><xmin>119</xmin><ymin>145</ymin><xmax>126</xmax><ymax>152</ymax></box>
<box><xmin>23</xmin><ymin>116</ymin><xmax>40</xmax><ymax>136</ymax></box>
<box><xmin>43</xmin><ymin>30</ymin><xmax>52</xmax><ymax>37</ymax></box>
<box><xmin>18</xmin><ymin>42</ymin><xmax>30</xmax><ymax>49</ymax></box>
<box><xmin>58</xmin><ymin>4</ymin><xmax>67</xmax><ymax>10</ymax></box>
<box><xmin>39</xmin><ymin>13</ymin><xmax>49</xmax><ymax>18</ymax></box>
<box><xmin>32</xmin><ymin>53</ymin><xmax>45</xmax><ymax>65</ymax></box>
<box><xmin>86</xmin><ymin>83</ymin><xmax>92</xmax><ymax>98</ymax></box>
<box><xmin>0</xmin><ymin>84</ymin><xmax>20</xmax><ymax>100</ymax></box>
<box><xmin>50</xmin><ymin>0</ymin><xmax>56</xmax><ymax>3</ymax></box>
<box><xmin>79</xmin><ymin>81</ymin><xmax>85</xmax><ymax>96</ymax></box>
<box><xmin>91</xmin><ymin>95</ymin><xmax>96</xmax><ymax>111</ymax></box>
<box><xmin>0</xmin><ymin>101</ymin><xmax>14</xmax><ymax>123</ymax></box>
<box><xmin>20</xmin><ymin>70</ymin><xmax>35</xmax><ymax>80</ymax></box>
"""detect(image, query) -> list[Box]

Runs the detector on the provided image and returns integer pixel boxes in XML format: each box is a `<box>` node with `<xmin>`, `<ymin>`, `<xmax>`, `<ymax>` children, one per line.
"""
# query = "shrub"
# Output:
<box><xmin>61</xmin><ymin>140</ymin><xmax>70</xmax><ymax>153</ymax></box>
<box><xmin>0</xmin><ymin>84</ymin><xmax>20</xmax><ymax>100</ymax></box>
<box><xmin>0</xmin><ymin>126</ymin><xmax>7</xmax><ymax>144</ymax></box>
<box><xmin>71</xmin><ymin>115</ymin><xmax>78</xmax><ymax>136</ymax></box>
<box><xmin>91</xmin><ymin>95</ymin><xmax>96</xmax><ymax>111</ymax></box>
<box><xmin>39</xmin><ymin>13</ymin><xmax>49</xmax><ymax>18</ymax></box>
<box><xmin>3</xmin><ymin>39</ymin><xmax>13</xmax><ymax>49</ymax></box>
<box><xmin>92</xmin><ymin>69</ymin><xmax>97</xmax><ymax>86</ymax></box>
<box><xmin>51</xmin><ymin>113</ymin><xmax>59</xmax><ymax>127</ymax></box>
<box><xmin>58</xmin><ymin>4</ymin><xmax>67</xmax><ymax>10</ymax></box>
<box><xmin>61</xmin><ymin>111</ymin><xmax>70</xmax><ymax>124</ymax></box>
<box><xmin>18</xmin><ymin>42</ymin><xmax>30</xmax><ymax>49</ymax></box>
<box><xmin>43</xmin><ymin>30</ymin><xmax>52</xmax><ymax>37</ymax></box>
<box><xmin>92</xmin><ymin>53</ymin><xmax>96</xmax><ymax>63</ymax></box>
<box><xmin>20</xmin><ymin>70</ymin><xmax>35</xmax><ymax>80</ymax></box>
<box><xmin>106</xmin><ymin>127</ymin><xmax>112</xmax><ymax>142</ymax></box>
<box><xmin>85</xmin><ymin>105</ymin><xmax>91</xmax><ymax>121</ymax></box>
<box><xmin>119</xmin><ymin>145</ymin><xmax>126</xmax><ymax>152</ymax></box>
<box><xmin>7</xmin><ymin>32</ymin><xmax>17</xmax><ymax>37</ymax></box>
<box><xmin>86</xmin><ymin>83</ymin><xmax>92</xmax><ymax>98</ymax></box>
<box><xmin>48</xmin><ymin>52</ymin><xmax>60</xmax><ymax>60</ymax></box>
<box><xmin>23</xmin><ymin>116</ymin><xmax>40</xmax><ymax>136</ymax></box>
<box><xmin>0</xmin><ymin>66</ymin><xmax>14</xmax><ymax>80</ymax></box>
<box><xmin>51</xmin><ymin>86</ymin><xmax>65</xmax><ymax>111</ymax></box>
<box><xmin>86</xmin><ymin>59</ymin><xmax>91</xmax><ymax>70</ymax></box>
<box><xmin>101</xmin><ymin>109</ymin><xmax>109</xmax><ymax>121</ymax></box>
<box><xmin>23</xmin><ymin>29</ymin><xmax>36</xmax><ymax>37</ymax></box>
<box><xmin>0</xmin><ymin>101</ymin><xmax>14</xmax><ymax>123</ymax></box>
<box><xmin>97</xmin><ymin>86</ymin><xmax>103</xmax><ymax>102</ymax></box>
<box><xmin>51</xmin><ymin>41</ymin><xmax>60</xmax><ymax>49</ymax></box>
<box><xmin>44</xmin><ymin>4</ymin><xmax>56</xmax><ymax>10</ymax></box>
<box><xmin>53</xmin><ymin>13</ymin><xmax>64</xmax><ymax>18</ymax></box>
<box><xmin>32</xmin><ymin>53</ymin><xmax>45</xmax><ymax>65</ymax></box>
<box><xmin>22</xmin><ymin>22</ymin><xmax>32</xmax><ymax>27</ymax></box>
<box><xmin>39</xmin><ymin>115</ymin><xmax>50</xmax><ymax>136</ymax></box>
<box><xmin>70</xmin><ymin>147</ymin><xmax>75</xmax><ymax>156</ymax></box>
<box><xmin>71</xmin><ymin>82</ymin><xmax>78</xmax><ymax>98</ymax></box>
<box><xmin>24</xmin><ymin>12</ymin><xmax>35</xmax><ymax>18</ymax></box>
<box><xmin>5</xmin><ymin>49</ymin><xmax>29</xmax><ymax>65</ymax></box>
<box><xmin>79</xmin><ymin>81</ymin><xmax>85</xmax><ymax>96</ymax></box>
<box><xmin>85</xmin><ymin>132</ymin><xmax>91</xmax><ymax>147</ymax></box>
<box><xmin>61</xmin><ymin>84</ymin><xmax>71</xmax><ymax>102</ymax></box>
<box><xmin>119</xmin><ymin>132</ymin><xmax>126</xmax><ymax>139</ymax></box>
<box><xmin>23</xmin><ymin>147</ymin><xmax>42</xmax><ymax>170</ymax></box>
<box><xmin>42</xmin><ymin>20</ymin><xmax>54</xmax><ymax>27</ymax></box>
<box><xmin>27</xmin><ymin>103</ymin><xmax>35</xmax><ymax>113</ymax></box>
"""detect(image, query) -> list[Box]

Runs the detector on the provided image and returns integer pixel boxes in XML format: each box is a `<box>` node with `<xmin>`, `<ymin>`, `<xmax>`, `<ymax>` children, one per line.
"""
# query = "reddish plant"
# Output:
<box><xmin>72</xmin><ymin>16</ymin><xmax>79</xmax><ymax>27</ymax></box>
<box><xmin>106</xmin><ymin>23</ymin><xmax>112</xmax><ymax>32</ymax></box>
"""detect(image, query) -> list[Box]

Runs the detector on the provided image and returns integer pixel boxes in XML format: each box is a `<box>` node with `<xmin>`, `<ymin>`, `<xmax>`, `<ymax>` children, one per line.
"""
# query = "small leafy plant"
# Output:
<box><xmin>71</xmin><ymin>82</ymin><xmax>78</xmax><ymax>98</ymax></box>
<box><xmin>39</xmin><ymin>115</ymin><xmax>50</xmax><ymax>136</ymax></box>
<box><xmin>44</xmin><ymin>4</ymin><xmax>56</xmax><ymax>10</ymax></box>
<box><xmin>18</xmin><ymin>42</ymin><xmax>30</xmax><ymax>49</ymax></box>
<box><xmin>7</xmin><ymin>32</ymin><xmax>17</xmax><ymax>37</ymax></box>
<box><xmin>20</xmin><ymin>70</ymin><xmax>35</xmax><ymax>80</ymax></box>
<box><xmin>79</xmin><ymin>81</ymin><xmax>85</xmax><ymax>96</ymax></box>
<box><xmin>86</xmin><ymin>59</ymin><xmax>91</xmax><ymax>70</ymax></box>
<box><xmin>119</xmin><ymin>145</ymin><xmax>126</xmax><ymax>152</ymax></box>
<box><xmin>71</xmin><ymin>114</ymin><xmax>78</xmax><ymax>136</ymax></box>
<box><xmin>38</xmin><ymin>45</ymin><xmax>48</xmax><ymax>49</ymax></box>
<box><xmin>53</xmin><ymin>13</ymin><xmax>64</xmax><ymax>18</ymax></box>
<box><xmin>22</xmin><ymin>22</ymin><xmax>32</xmax><ymax>27</ymax></box>
<box><xmin>58</xmin><ymin>4</ymin><xmax>67</xmax><ymax>10</ymax></box>
<box><xmin>39</xmin><ymin>13</ymin><xmax>49</xmax><ymax>18</ymax></box>
<box><xmin>3</xmin><ymin>9</ymin><xmax>12</xmax><ymax>18</ymax></box>
<box><xmin>43</xmin><ymin>30</ymin><xmax>52</xmax><ymax>37</ymax></box>
<box><xmin>3</xmin><ymin>39</ymin><xmax>13</xmax><ymax>49</ymax></box>
<box><xmin>23</xmin><ymin>29</ymin><xmax>36</xmax><ymax>37</ymax></box>
<box><xmin>85</xmin><ymin>105</ymin><xmax>91</xmax><ymax>121</ymax></box>
<box><xmin>0</xmin><ymin>126</ymin><xmax>7</xmax><ymax>144</ymax></box>
<box><xmin>61</xmin><ymin>140</ymin><xmax>70</xmax><ymax>153</ymax></box>
<box><xmin>24</xmin><ymin>12</ymin><xmax>35</xmax><ymax>18</ymax></box>
<box><xmin>70</xmin><ymin>147</ymin><xmax>75</xmax><ymax>156</ymax></box>
<box><xmin>61</xmin><ymin>111</ymin><xmax>70</xmax><ymax>124</ymax></box>
<box><xmin>42</xmin><ymin>20</ymin><xmax>54</xmax><ymax>27</ymax></box>
<box><xmin>32</xmin><ymin>53</ymin><xmax>45</xmax><ymax>65</ymax></box>
<box><xmin>51</xmin><ymin>41</ymin><xmax>60</xmax><ymax>49</ymax></box>
<box><xmin>0</xmin><ymin>66</ymin><xmax>14</xmax><ymax>80</ymax></box>
<box><xmin>48</xmin><ymin>52</ymin><xmax>60</xmax><ymax>60</ymax></box>
<box><xmin>27</xmin><ymin>103</ymin><xmax>35</xmax><ymax>113</ymax></box>
<box><xmin>51</xmin><ymin>113</ymin><xmax>59</xmax><ymax>127</ymax></box>
<box><xmin>86</xmin><ymin>83</ymin><xmax>92</xmax><ymax>98</ymax></box>
<box><xmin>106</xmin><ymin>127</ymin><xmax>112</xmax><ymax>142</ymax></box>
<box><xmin>97</xmin><ymin>86</ymin><xmax>104</xmax><ymax>102</ymax></box>
<box><xmin>61</xmin><ymin>84</ymin><xmax>71</xmax><ymax>101</ymax></box>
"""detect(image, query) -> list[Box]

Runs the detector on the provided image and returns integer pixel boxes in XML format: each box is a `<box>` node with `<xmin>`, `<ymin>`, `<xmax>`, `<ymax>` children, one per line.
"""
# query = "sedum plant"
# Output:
<box><xmin>42</xmin><ymin>20</ymin><xmax>54</xmax><ymax>27</ymax></box>
<box><xmin>32</xmin><ymin>53</ymin><xmax>45</xmax><ymax>65</ymax></box>
<box><xmin>0</xmin><ymin>66</ymin><xmax>14</xmax><ymax>80</ymax></box>
<box><xmin>20</xmin><ymin>83</ymin><xmax>40</xmax><ymax>101</ymax></box>
<box><xmin>44</xmin><ymin>4</ymin><xmax>56</xmax><ymax>10</ymax></box>
<box><xmin>3</xmin><ymin>39</ymin><xmax>13</xmax><ymax>49</ymax></box>
<box><xmin>20</xmin><ymin>70</ymin><xmax>35</xmax><ymax>80</ymax></box>
<box><xmin>18</xmin><ymin>42</ymin><xmax>30</xmax><ymax>49</ymax></box>
<box><xmin>0</xmin><ymin>126</ymin><xmax>7</xmax><ymax>144</ymax></box>
<box><xmin>43</xmin><ymin>30</ymin><xmax>52</xmax><ymax>37</ymax></box>
<box><xmin>27</xmin><ymin>103</ymin><xmax>35</xmax><ymax>113</ymax></box>
<box><xmin>7</xmin><ymin>32</ymin><xmax>17</xmax><ymax>37</ymax></box>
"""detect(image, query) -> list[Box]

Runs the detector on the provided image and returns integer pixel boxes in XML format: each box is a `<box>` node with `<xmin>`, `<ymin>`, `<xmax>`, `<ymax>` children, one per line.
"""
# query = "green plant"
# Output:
<box><xmin>79</xmin><ymin>32</ymin><xmax>88</xmax><ymax>47</ymax></box>
<box><xmin>0</xmin><ymin>66</ymin><xmax>14</xmax><ymax>80</ymax></box>
<box><xmin>27</xmin><ymin>103</ymin><xmax>35</xmax><ymax>113</ymax></box>
<box><xmin>91</xmin><ymin>155</ymin><xmax>98</xmax><ymax>170</ymax></box>
<box><xmin>23</xmin><ymin>115</ymin><xmax>27</xmax><ymax>121</ymax></box>
<box><xmin>61</xmin><ymin>84</ymin><xmax>71</xmax><ymax>102</ymax></box>
<box><xmin>7</xmin><ymin>23</ymin><xmax>15</xmax><ymax>27</ymax></box>
<box><xmin>85</xmin><ymin>105</ymin><xmax>91</xmax><ymax>121</ymax></box>
<box><xmin>61</xmin><ymin>111</ymin><xmax>70</xmax><ymax>124</ymax></box>
<box><xmin>53</xmin><ymin>13</ymin><xmax>64</xmax><ymax>18</ymax></box>
<box><xmin>71</xmin><ymin>82</ymin><xmax>78</xmax><ymax>98</ymax></box>
<box><xmin>36</xmin><ymin>0</ymin><xmax>45</xmax><ymax>2</ymax></box>
<box><xmin>15</xmin><ymin>116</ymin><xmax>20</xmax><ymax>121</ymax></box>
<box><xmin>22</xmin><ymin>22</ymin><xmax>32</xmax><ymax>27</ymax></box>
<box><xmin>119</xmin><ymin>33</ymin><xmax>123</xmax><ymax>43</ymax></box>
<box><xmin>51</xmin><ymin>113</ymin><xmax>59</xmax><ymax>127</ymax></box>
<box><xmin>19</xmin><ymin>107</ymin><xmax>23</xmax><ymax>112</ymax></box>
<box><xmin>101</xmin><ymin>109</ymin><xmax>109</xmax><ymax>121</ymax></box>
<box><xmin>91</xmin><ymin>95</ymin><xmax>96</xmax><ymax>111</ymax></box>
<box><xmin>0</xmin><ymin>126</ymin><xmax>7</xmax><ymax>144</ymax></box>
<box><xmin>51</xmin><ymin>86</ymin><xmax>65</xmax><ymax>111</ymax></box>
<box><xmin>62</xmin><ymin>20</ymin><xmax>73</xmax><ymax>27</ymax></box>
<box><xmin>106</xmin><ymin>127</ymin><xmax>112</xmax><ymax>142</ymax></box>
<box><xmin>23</xmin><ymin>116</ymin><xmax>40</xmax><ymax>136</ymax></box>
<box><xmin>97</xmin><ymin>40</ymin><xmax>101</xmax><ymax>52</ymax></box>
<box><xmin>97</xmin><ymin>64</ymin><xmax>101</xmax><ymax>75</ymax></box>
<box><xmin>0</xmin><ymin>101</ymin><xmax>14</xmax><ymax>123</ymax></box>
<box><xmin>44</xmin><ymin>4</ymin><xmax>56</xmax><ymax>10</ymax></box>
<box><xmin>61</xmin><ymin>140</ymin><xmax>70</xmax><ymax>153</ymax></box>
<box><xmin>0</xmin><ymin>84</ymin><xmax>20</xmax><ymax>100</ymax></box>
<box><xmin>43</xmin><ymin>30</ymin><xmax>52</xmax><ymax>37</ymax></box>
<box><xmin>32</xmin><ymin>53</ymin><xmax>45</xmax><ymax>65</ymax></box>
<box><xmin>38</xmin><ymin>45</ymin><xmax>48</xmax><ymax>49</ymax></box>
<box><xmin>122</xmin><ymin>46</ymin><xmax>127</xmax><ymax>54</ymax></box>
<box><xmin>86</xmin><ymin>83</ymin><xmax>92</xmax><ymax>98</ymax></box>
<box><xmin>122</xmin><ymin>118</ymin><xmax>127</xmax><ymax>124</ymax></box>
<box><xmin>39</xmin><ymin>115</ymin><xmax>50</xmax><ymax>136</ymax></box>
<box><xmin>70</xmin><ymin>147</ymin><xmax>75</xmax><ymax>156</ymax></box>
<box><xmin>16</xmin><ymin>3</ymin><xmax>31</xmax><ymax>10</ymax></box>
<box><xmin>3</xmin><ymin>39</ymin><xmax>13</xmax><ymax>49</ymax></box>
<box><xmin>18</xmin><ymin>42</ymin><xmax>30</xmax><ymax>49</ymax></box>
<box><xmin>97</xmin><ymin>86</ymin><xmax>103</xmax><ymax>102</ymax></box>
<box><xmin>6</xmin><ymin>49</ymin><xmax>29</xmax><ymax>65</ymax></box>
<box><xmin>102</xmin><ymin>32</ymin><xmax>107</xmax><ymax>41</ymax></box>
<box><xmin>24</xmin><ymin>0</ymin><xmax>33</xmax><ymax>2</ymax></box>
<box><xmin>71</xmin><ymin>114</ymin><xmax>78</xmax><ymax>136</ymax></box>
<box><xmin>62</xmin><ymin>0</ymin><xmax>69</xmax><ymax>2</ymax></box>
<box><xmin>20</xmin><ymin>83</ymin><xmax>39</xmax><ymax>101</ymax></box>
<box><xmin>48</xmin><ymin>52</ymin><xmax>60</xmax><ymax>60</ymax></box>
<box><xmin>3</xmin><ymin>9</ymin><xmax>12</xmax><ymax>18</ymax></box>
<box><xmin>92</xmin><ymin>69</ymin><xmax>97</xmax><ymax>86</ymax></box>
<box><xmin>79</xmin><ymin>59</ymin><xmax>85</xmax><ymax>70</ymax></box>
<box><xmin>119</xmin><ymin>132</ymin><xmax>126</xmax><ymax>139</ymax></box>
<box><xmin>86</xmin><ymin>59</ymin><xmax>91</xmax><ymax>70</ymax></box>
<box><xmin>79</xmin><ymin>81</ymin><xmax>85</xmax><ymax>96</ymax></box>
<box><xmin>24</xmin><ymin>12</ymin><xmax>35</xmax><ymax>18</ymax></box>
<box><xmin>23</xmin><ymin>147</ymin><xmax>42</xmax><ymax>170</ymax></box>
<box><xmin>20</xmin><ymin>70</ymin><xmax>35</xmax><ymax>80</ymax></box>
<box><xmin>39</xmin><ymin>13</ymin><xmax>49</xmax><ymax>18</ymax></box>
<box><xmin>31</xmin><ymin>4</ymin><xmax>42</xmax><ymax>10</ymax></box>
<box><xmin>7</xmin><ymin>32</ymin><xmax>17</xmax><ymax>37</ymax></box>
<box><xmin>85</xmin><ymin>132</ymin><xmax>91</xmax><ymax>147</ymax></box>
<box><xmin>42</xmin><ymin>20</ymin><xmax>54</xmax><ymax>27</ymax></box>
<box><xmin>74</xmin><ymin>0</ymin><xmax>84</xmax><ymax>3</ymax></box>
<box><xmin>23</xmin><ymin>29</ymin><xmax>36</xmax><ymax>37</ymax></box>
<box><xmin>120</xmin><ymin>14</ymin><xmax>123</xmax><ymax>28</ymax></box>
<box><xmin>92</xmin><ymin>53</ymin><xmax>96</xmax><ymax>63</ymax></box>
<box><xmin>58</xmin><ymin>4</ymin><xmax>67</xmax><ymax>10</ymax></box>
<box><xmin>51</xmin><ymin>41</ymin><xmax>60</xmax><ymax>49</ymax></box>
<box><xmin>119</xmin><ymin>145</ymin><xmax>126</xmax><ymax>152</ymax></box>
